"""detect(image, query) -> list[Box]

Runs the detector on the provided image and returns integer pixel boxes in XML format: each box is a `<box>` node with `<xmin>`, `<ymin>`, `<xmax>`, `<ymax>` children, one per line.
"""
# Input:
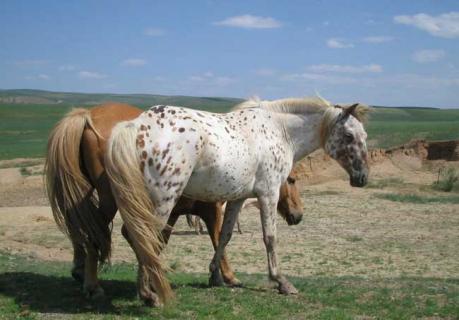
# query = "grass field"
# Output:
<box><xmin>1</xmin><ymin>252</ymin><xmax>457</xmax><ymax>320</ymax></box>
<box><xmin>1</xmin><ymin>101</ymin><xmax>459</xmax><ymax>160</ymax></box>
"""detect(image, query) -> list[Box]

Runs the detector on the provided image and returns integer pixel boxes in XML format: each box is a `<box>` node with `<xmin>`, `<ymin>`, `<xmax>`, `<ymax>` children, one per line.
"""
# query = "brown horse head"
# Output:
<box><xmin>277</xmin><ymin>169</ymin><xmax>303</xmax><ymax>225</ymax></box>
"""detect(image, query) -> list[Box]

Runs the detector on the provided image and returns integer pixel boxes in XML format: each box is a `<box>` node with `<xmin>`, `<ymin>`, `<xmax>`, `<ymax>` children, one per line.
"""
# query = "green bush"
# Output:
<box><xmin>432</xmin><ymin>167</ymin><xmax>459</xmax><ymax>192</ymax></box>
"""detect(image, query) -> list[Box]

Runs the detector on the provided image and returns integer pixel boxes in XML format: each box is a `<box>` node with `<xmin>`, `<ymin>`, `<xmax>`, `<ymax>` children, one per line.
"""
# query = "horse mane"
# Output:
<box><xmin>233</xmin><ymin>96</ymin><xmax>370</xmax><ymax>147</ymax></box>
<box><xmin>233</xmin><ymin>96</ymin><xmax>332</xmax><ymax>115</ymax></box>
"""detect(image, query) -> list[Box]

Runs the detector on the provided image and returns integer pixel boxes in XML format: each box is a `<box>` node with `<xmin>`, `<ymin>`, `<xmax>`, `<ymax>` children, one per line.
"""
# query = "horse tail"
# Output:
<box><xmin>105</xmin><ymin>121</ymin><xmax>173</xmax><ymax>304</ymax></box>
<box><xmin>44</xmin><ymin>108</ymin><xmax>111</xmax><ymax>263</ymax></box>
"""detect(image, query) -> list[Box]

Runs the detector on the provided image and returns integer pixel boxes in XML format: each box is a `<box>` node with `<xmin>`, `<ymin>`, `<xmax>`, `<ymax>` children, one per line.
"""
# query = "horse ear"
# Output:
<box><xmin>343</xmin><ymin>103</ymin><xmax>359</xmax><ymax>117</ymax></box>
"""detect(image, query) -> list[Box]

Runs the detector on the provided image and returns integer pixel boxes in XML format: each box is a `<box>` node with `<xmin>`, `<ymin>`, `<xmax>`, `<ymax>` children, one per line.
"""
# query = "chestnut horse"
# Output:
<box><xmin>45</xmin><ymin>103</ymin><xmax>303</xmax><ymax>303</ymax></box>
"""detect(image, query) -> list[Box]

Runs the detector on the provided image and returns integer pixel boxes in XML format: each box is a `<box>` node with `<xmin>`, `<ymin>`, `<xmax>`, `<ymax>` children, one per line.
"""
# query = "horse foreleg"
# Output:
<box><xmin>209</xmin><ymin>199</ymin><xmax>244</xmax><ymax>287</ymax></box>
<box><xmin>195</xmin><ymin>201</ymin><xmax>241</xmax><ymax>286</ymax></box>
<box><xmin>161</xmin><ymin>211</ymin><xmax>180</xmax><ymax>244</ymax></box>
<box><xmin>258</xmin><ymin>194</ymin><xmax>298</xmax><ymax>295</ymax></box>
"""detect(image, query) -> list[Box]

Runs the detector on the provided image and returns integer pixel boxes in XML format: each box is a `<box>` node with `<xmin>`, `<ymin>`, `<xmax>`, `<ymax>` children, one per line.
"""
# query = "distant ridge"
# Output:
<box><xmin>0</xmin><ymin>89</ymin><xmax>450</xmax><ymax>110</ymax></box>
<box><xmin>0</xmin><ymin>89</ymin><xmax>243</xmax><ymax>111</ymax></box>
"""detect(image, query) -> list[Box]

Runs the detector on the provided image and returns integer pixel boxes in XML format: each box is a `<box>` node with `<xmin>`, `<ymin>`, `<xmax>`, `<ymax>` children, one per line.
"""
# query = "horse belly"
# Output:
<box><xmin>183</xmin><ymin>142</ymin><xmax>256</xmax><ymax>202</ymax></box>
<box><xmin>183</xmin><ymin>171</ymin><xmax>255</xmax><ymax>202</ymax></box>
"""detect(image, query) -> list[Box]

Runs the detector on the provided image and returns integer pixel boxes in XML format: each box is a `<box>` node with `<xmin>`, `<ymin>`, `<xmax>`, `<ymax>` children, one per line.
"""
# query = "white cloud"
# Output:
<box><xmin>188</xmin><ymin>72</ymin><xmax>235</xmax><ymax>86</ymax></box>
<box><xmin>59</xmin><ymin>65</ymin><xmax>76</xmax><ymax>71</ymax></box>
<box><xmin>144</xmin><ymin>27</ymin><xmax>165</xmax><ymax>36</ymax></box>
<box><xmin>394</xmin><ymin>12</ymin><xmax>459</xmax><ymax>38</ymax></box>
<box><xmin>309</xmin><ymin>64</ymin><xmax>383</xmax><ymax>73</ymax></box>
<box><xmin>121</xmin><ymin>58</ymin><xmax>147</xmax><ymax>67</ymax></box>
<box><xmin>281</xmin><ymin>73</ymin><xmax>357</xmax><ymax>85</ymax></box>
<box><xmin>214</xmin><ymin>15</ymin><xmax>282</xmax><ymax>29</ymax></box>
<box><xmin>381</xmin><ymin>73</ymin><xmax>459</xmax><ymax>88</ymax></box>
<box><xmin>78</xmin><ymin>71</ymin><xmax>107</xmax><ymax>79</ymax></box>
<box><xmin>255</xmin><ymin>68</ymin><xmax>276</xmax><ymax>76</ymax></box>
<box><xmin>326</xmin><ymin>38</ymin><xmax>354</xmax><ymax>48</ymax></box>
<box><xmin>189</xmin><ymin>75</ymin><xmax>205</xmax><ymax>82</ymax></box>
<box><xmin>189</xmin><ymin>72</ymin><xmax>214</xmax><ymax>82</ymax></box>
<box><xmin>362</xmin><ymin>36</ymin><xmax>394</xmax><ymax>43</ymax></box>
<box><xmin>25</xmin><ymin>74</ymin><xmax>50</xmax><ymax>80</ymax></box>
<box><xmin>412</xmin><ymin>49</ymin><xmax>446</xmax><ymax>63</ymax></box>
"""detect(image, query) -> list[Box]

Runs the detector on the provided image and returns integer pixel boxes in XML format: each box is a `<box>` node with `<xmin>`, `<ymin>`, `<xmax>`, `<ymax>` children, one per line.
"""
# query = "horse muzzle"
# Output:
<box><xmin>285</xmin><ymin>212</ymin><xmax>303</xmax><ymax>225</ymax></box>
<box><xmin>350</xmin><ymin>171</ymin><xmax>368</xmax><ymax>187</ymax></box>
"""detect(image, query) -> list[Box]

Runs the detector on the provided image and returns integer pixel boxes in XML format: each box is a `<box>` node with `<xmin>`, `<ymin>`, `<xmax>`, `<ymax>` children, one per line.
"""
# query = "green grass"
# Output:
<box><xmin>432</xmin><ymin>168</ymin><xmax>459</xmax><ymax>192</ymax></box>
<box><xmin>374</xmin><ymin>193</ymin><xmax>459</xmax><ymax>204</ymax></box>
<box><xmin>366</xmin><ymin>121</ymin><xmax>459</xmax><ymax>149</ymax></box>
<box><xmin>1</xmin><ymin>91</ymin><xmax>459</xmax><ymax>160</ymax></box>
<box><xmin>0</xmin><ymin>252</ymin><xmax>458</xmax><ymax>319</ymax></box>
<box><xmin>364</xmin><ymin>177</ymin><xmax>405</xmax><ymax>189</ymax></box>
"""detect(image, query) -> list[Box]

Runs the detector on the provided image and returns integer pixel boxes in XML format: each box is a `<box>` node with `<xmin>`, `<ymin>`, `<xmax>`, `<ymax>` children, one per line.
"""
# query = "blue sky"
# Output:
<box><xmin>1</xmin><ymin>0</ymin><xmax>458</xmax><ymax>107</ymax></box>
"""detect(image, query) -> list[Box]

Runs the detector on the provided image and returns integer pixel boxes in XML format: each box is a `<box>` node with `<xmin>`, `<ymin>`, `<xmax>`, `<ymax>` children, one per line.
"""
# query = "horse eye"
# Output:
<box><xmin>287</xmin><ymin>177</ymin><xmax>296</xmax><ymax>184</ymax></box>
<box><xmin>345</xmin><ymin>133</ymin><xmax>354</xmax><ymax>143</ymax></box>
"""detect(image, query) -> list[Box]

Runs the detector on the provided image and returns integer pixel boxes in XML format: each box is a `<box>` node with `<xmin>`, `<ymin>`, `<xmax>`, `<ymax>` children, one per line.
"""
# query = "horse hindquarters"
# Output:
<box><xmin>105</xmin><ymin>121</ymin><xmax>173</xmax><ymax>306</ymax></box>
<box><xmin>44</xmin><ymin>109</ymin><xmax>111</xmax><ymax>276</ymax></box>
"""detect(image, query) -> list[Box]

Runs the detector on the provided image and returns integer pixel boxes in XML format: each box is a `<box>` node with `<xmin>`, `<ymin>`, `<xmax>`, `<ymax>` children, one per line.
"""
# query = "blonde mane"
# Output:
<box><xmin>233</xmin><ymin>96</ymin><xmax>370</xmax><ymax>147</ymax></box>
<box><xmin>233</xmin><ymin>96</ymin><xmax>332</xmax><ymax>115</ymax></box>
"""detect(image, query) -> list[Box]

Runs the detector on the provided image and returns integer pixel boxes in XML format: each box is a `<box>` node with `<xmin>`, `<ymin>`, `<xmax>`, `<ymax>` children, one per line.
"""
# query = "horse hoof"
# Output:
<box><xmin>209</xmin><ymin>271</ymin><xmax>224</xmax><ymax>287</ymax></box>
<box><xmin>139</xmin><ymin>290</ymin><xmax>162</xmax><ymax>307</ymax></box>
<box><xmin>142</xmin><ymin>295</ymin><xmax>162</xmax><ymax>308</ymax></box>
<box><xmin>278</xmin><ymin>281</ymin><xmax>298</xmax><ymax>295</ymax></box>
<box><xmin>224</xmin><ymin>277</ymin><xmax>242</xmax><ymax>287</ymax></box>
<box><xmin>84</xmin><ymin>286</ymin><xmax>105</xmax><ymax>300</ymax></box>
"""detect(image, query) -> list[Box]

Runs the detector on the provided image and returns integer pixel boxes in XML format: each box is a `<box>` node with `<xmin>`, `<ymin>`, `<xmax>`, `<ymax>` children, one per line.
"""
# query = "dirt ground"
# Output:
<box><xmin>0</xmin><ymin>143</ymin><xmax>458</xmax><ymax>280</ymax></box>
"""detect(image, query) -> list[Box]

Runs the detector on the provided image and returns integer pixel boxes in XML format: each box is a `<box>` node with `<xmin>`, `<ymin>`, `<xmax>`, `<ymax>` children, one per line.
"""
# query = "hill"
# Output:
<box><xmin>0</xmin><ymin>89</ymin><xmax>242</xmax><ymax>111</ymax></box>
<box><xmin>0</xmin><ymin>89</ymin><xmax>458</xmax><ymax>159</ymax></box>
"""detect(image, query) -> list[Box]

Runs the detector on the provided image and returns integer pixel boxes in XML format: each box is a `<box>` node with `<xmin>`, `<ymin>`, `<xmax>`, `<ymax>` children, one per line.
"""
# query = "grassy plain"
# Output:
<box><xmin>1</xmin><ymin>252</ymin><xmax>457</xmax><ymax>320</ymax></box>
<box><xmin>1</xmin><ymin>102</ymin><xmax>459</xmax><ymax>160</ymax></box>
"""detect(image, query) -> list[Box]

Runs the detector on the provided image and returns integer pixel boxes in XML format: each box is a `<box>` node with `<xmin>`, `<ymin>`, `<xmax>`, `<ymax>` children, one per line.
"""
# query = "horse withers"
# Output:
<box><xmin>105</xmin><ymin>96</ymin><xmax>369</xmax><ymax>305</ymax></box>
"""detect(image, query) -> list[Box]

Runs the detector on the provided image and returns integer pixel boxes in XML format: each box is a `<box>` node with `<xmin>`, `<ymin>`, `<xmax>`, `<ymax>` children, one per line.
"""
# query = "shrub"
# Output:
<box><xmin>432</xmin><ymin>167</ymin><xmax>459</xmax><ymax>192</ymax></box>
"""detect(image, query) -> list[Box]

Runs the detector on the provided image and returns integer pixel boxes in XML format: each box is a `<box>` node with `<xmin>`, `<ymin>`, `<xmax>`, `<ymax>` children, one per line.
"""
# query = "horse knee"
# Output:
<box><xmin>263</xmin><ymin>235</ymin><xmax>275</xmax><ymax>250</ymax></box>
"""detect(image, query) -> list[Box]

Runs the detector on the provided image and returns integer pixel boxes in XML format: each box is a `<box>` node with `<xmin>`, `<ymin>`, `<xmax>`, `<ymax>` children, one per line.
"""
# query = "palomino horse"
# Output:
<box><xmin>105</xmin><ymin>97</ymin><xmax>370</xmax><ymax>305</ymax></box>
<box><xmin>44</xmin><ymin>103</ymin><xmax>303</xmax><ymax>303</ymax></box>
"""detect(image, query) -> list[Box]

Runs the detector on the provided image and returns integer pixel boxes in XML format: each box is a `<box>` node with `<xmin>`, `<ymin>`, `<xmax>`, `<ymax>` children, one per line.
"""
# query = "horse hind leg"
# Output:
<box><xmin>82</xmin><ymin>186</ymin><xmax>117</xmax><ymax>300</ymax></box>
<box><xmin>71</xmin><ymin>238</ymin><xmax>86</xmax><ymax>283</ymax></box>
<box><xmin>121</xmin><ymin>225</ymin><xmax>162</xmax><ymax>307</ymax></box>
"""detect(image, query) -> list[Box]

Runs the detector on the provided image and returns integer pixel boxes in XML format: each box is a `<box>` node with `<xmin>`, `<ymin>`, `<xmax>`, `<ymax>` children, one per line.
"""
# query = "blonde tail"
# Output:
<box><xmin>105</xmin><ymin>122</ymin><xmax>173</xmax><ymax>304</ymax></box>
<box><xmin>44</xmin><ymin>108</ymin><xmax>111</xmax><ymax>263</ymax></box>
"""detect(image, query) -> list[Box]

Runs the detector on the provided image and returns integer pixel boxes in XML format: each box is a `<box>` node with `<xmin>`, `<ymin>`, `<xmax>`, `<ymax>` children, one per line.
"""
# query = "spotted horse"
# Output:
<box><xmin>105</xmin><ymin>96</ymin><xmax>370</xmax><ymax>306</ymax></box>
<box><xmin>44</xmin><ymin>102</ymin><xmax>303</xmax><ymax>305</ymax></box>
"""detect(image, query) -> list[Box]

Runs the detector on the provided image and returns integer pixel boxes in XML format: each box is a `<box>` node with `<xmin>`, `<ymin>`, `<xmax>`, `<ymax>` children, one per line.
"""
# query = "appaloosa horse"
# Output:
<box><xmin>45</xmin><ymin>102</ymin><xmax>303</xmax><ymax>303</ymax></box>
<box><xmin>105</xmin><ymin>96</ymin><xmax>370</xmax><ymax>305</ymax></box>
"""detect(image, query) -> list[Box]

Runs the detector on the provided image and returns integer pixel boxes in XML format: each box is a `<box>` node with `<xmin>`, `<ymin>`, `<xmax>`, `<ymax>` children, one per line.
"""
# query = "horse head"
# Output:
<box><xmin>324</xmin><ymin>103</ymin><xmax>369</xmax><ymax>187</ymax></box>
<box><xmin>277</xmin><ymin>169</ymin><xmax>303</xmax><ymax>225</ymax></box>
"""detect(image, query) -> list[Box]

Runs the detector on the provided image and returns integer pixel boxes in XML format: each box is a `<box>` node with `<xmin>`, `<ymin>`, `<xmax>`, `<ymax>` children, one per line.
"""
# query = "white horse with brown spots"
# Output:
<box><xmin>105</xmin><ymin>97</ymin><xmax>370</xmax><ymax>306</ymax></box>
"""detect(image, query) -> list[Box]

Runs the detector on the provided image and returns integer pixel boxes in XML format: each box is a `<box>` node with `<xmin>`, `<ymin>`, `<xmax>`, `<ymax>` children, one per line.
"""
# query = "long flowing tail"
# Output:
<box><xmin>44</xmin><ymin>108</ymin><xmax>111</xmax><ymax>263</ymax></box>
<box><xmin>105</xmin><ymin>121</ymin><xmax>173</xmax><ymax>304</ymax></box>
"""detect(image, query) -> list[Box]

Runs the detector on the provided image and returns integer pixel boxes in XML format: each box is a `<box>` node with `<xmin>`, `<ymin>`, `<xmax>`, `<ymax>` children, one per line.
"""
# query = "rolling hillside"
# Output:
<box><xmin>0</xmin><ymin>89</ymin><xmax>458</xmax><ymax>159</ymax></box>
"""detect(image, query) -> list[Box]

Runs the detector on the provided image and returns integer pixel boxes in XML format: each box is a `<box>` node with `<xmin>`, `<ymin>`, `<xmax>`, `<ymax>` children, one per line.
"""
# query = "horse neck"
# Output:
<box><xmin>274</xmin><ymin>112</ymin><xmax>324</xmax><ymax>162</ymax></box>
